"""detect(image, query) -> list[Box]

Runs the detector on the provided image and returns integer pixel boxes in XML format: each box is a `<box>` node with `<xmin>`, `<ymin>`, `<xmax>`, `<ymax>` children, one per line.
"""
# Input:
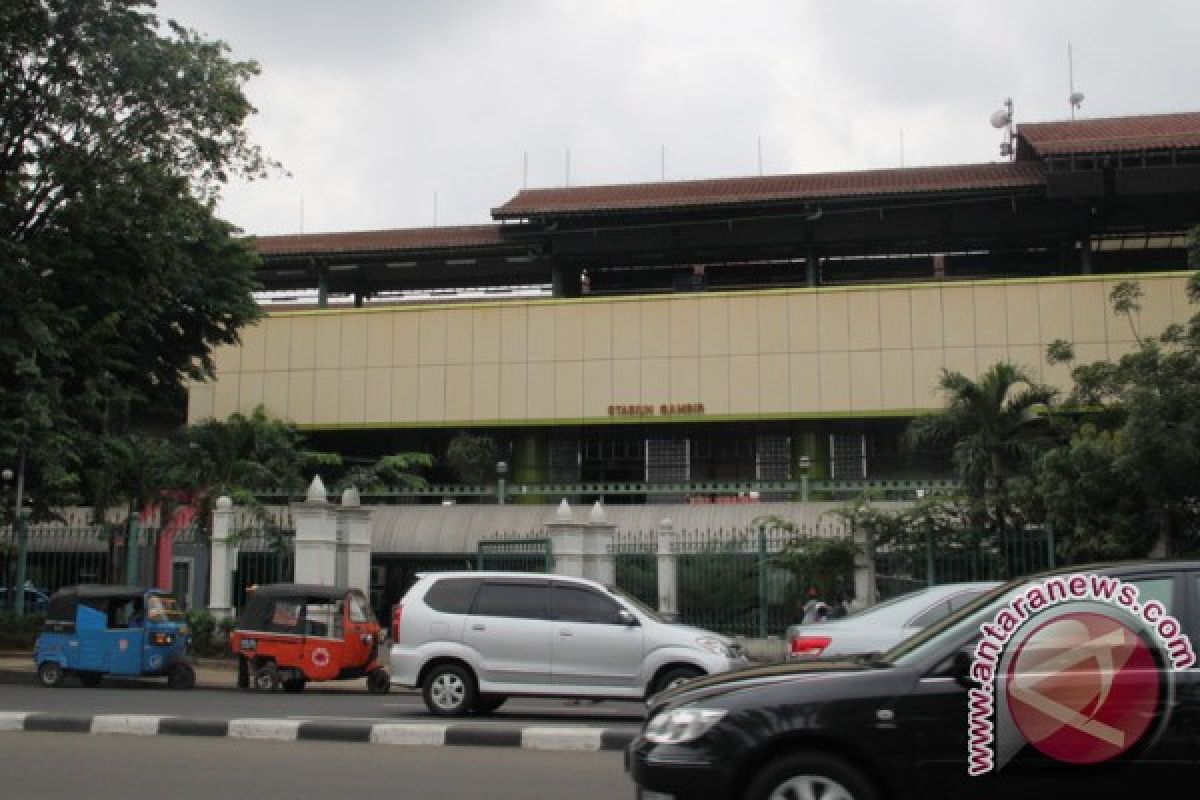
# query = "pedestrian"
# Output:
<box><xmin>801</xmin><ymin>587</ymin><xmax>829</xmax><ymax>624</ymax></box>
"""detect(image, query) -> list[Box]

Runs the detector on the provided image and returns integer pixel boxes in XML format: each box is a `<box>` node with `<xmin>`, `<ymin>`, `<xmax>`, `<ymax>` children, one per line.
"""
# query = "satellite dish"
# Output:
<box><xmin>990</xmin><ymin>109</ymin><xmax>1012</xmax><ymax>129</ymax></box>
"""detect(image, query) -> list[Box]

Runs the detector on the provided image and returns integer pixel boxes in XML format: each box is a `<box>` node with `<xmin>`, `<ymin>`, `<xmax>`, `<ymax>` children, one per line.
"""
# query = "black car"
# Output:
<box><xmin>628</xmin><ymin>560</ymin><xmax>1200</xmax><ymax>800</ymax></box>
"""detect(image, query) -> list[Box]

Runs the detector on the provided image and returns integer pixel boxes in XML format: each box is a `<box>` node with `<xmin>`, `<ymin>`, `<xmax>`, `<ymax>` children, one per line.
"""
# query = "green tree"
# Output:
<box><xmin>0</xmin><ymin>0</ymin><xmax>271</xmax><ymax>511</ymax></box>
<box><xmin>444</xmin><ymin>432</ymin><xmax>499</xmax><ymax>484</ymax></box>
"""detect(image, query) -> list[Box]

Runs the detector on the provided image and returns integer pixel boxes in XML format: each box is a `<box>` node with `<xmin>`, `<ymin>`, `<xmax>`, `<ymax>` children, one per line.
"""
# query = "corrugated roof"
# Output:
<box><xmin>1019</xmin><ymin>111</ymin><xmax>1200</xmax><ymax>155</ymax></box>
<box><xmin>492</xmin><ymin>162</ymin><xmax>1045</xmax><ymax>218</ymax></box>
<box><xmin>254</xmin><ymin>224</ymin><xmax>508</xmax><ymax>257</ymax></box>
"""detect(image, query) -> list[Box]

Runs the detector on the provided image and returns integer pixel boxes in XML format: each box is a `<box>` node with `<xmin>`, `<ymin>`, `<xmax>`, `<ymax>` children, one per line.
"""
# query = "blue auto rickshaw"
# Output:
<box><xmin>34</xmin><ymin>585</ymin><xmax>195</xmax><ymax>689</ymax></box>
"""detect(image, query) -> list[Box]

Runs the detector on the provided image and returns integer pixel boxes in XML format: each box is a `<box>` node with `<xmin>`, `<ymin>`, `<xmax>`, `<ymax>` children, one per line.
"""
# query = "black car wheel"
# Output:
<box><xmin>37</xmin><ymin>661</ymin><xmax>65</xmax><ymax>688</ymax></box>
<box><xmin>746</xmin><ymin>753</ymin><xmax>879</xmax><ymax>800</ymax></box>
<box><xmin>167</xmin><ymin>662</ymin><xmax>196</xmax><ymax>690</ymax></box>
<box><xmin>252</xmin><ymin>664</ymin><xmax>280</xmax><ymax>692</ymax></box>
<box><xmin>653</xmin><ymin>666</ymin><xmax>702</xmax><ymax>695</ymax></box>
<box><xmin>422</xmin><ymin>664</ymin><xmax>475</xmax><ymax>716</ymax></box>
<box><xmin>471</xmin><ymin>694</ymin><xmax>507</xmax><ymax>714</ymax></box>
<box><xmin>77</xmin><ymin>671</ymin><xmax>103</xmax><ymax>688</ymax></box>
<box><xmin>367</xmin><ymin>668</ymin><xmax>390</xmax><ymax>695</ymax></box>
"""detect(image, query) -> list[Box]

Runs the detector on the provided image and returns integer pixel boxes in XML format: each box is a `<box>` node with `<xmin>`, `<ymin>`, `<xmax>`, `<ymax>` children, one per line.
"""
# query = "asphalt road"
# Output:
<box><xmin>0</xmin><ymin>671</ymin><xmax>646</xmax><ymax>731</ymax></box>
<box><xmin>0</xmin><ymin>732</ymin><xmax>630</xmax><ymax>800</ymax></box>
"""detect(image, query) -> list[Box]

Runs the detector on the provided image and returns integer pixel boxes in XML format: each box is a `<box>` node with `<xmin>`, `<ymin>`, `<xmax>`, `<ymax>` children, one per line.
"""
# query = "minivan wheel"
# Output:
<box><xmin>653</xmin><ymin>666</ymin><xmax>702</xmax><ymax>695</ymax></box>
<box><xmin>745</xmin><ymin>753</ymin><xmax>879</xmax><ymax>800</ymax></box>
<box><xmin>423</xmin><ymin>664</ymin><xmax>475</xmax><ymax>717</ymax></box>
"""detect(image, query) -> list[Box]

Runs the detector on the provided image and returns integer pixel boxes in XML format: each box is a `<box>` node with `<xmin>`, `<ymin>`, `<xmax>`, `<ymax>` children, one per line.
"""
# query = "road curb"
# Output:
<box><xmin>0</xmin><ymin>711</ymin><xmax>636</xmax><ymax>752</ymax></box>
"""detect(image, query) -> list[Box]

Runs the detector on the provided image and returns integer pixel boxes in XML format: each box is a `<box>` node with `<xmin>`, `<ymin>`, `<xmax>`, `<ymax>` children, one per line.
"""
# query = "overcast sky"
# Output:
<box><xmin>153</xmin><ymin>0</ymin><xmax>1200</xmax><ymax>237</ymax></box>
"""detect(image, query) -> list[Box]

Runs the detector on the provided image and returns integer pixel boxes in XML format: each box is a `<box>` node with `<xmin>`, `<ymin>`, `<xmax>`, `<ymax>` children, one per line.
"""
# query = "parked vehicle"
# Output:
<box><xmin>231</xmin><ymin>583</ymin><xmax>389</xmax><ymax>693</ymax></box>
<box><xmin>628</xmin><ymin>560</ymin><xmax>1199</xmax><ymax>800</ymax></box>
<box><xmin>389</xmin><ymin>571</ymin><xmax>748</xmax><ymax>716</ymax></box>
<box><xmin>1</xmin><ymin>584</ymin><xmax>50</xmax><ymax>614</ymax></box>
<box><xmin>34</xmin><ymin>585</ymin><xmax>194</xmax><ymax>689</ymax></box>
<box><xmin>786</xmin><ymin>582</ymin><xmax>1000</xmax><ymax>660</ymax></box>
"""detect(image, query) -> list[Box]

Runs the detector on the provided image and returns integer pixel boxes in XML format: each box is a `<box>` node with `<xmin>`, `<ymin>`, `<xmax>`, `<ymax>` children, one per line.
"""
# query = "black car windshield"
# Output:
<box><xmin>883</xmin><ymin>578</ymin><xmax>1025</xmax><ymax>665</ymax></box>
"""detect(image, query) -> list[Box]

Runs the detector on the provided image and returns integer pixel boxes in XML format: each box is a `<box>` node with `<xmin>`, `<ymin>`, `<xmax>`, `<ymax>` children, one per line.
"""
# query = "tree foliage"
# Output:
<box><xmin>444</xmin><ymin>432</ymin><xmax>499</xmax><ymax>484</ymax></box>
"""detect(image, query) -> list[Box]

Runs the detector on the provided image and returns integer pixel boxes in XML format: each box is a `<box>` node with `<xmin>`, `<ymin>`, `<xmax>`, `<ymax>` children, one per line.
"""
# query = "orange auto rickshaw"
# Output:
<box><xmin>231</xmin><ymin>583</ymin><xmax>389</xmax><ymax>693</ymax></box>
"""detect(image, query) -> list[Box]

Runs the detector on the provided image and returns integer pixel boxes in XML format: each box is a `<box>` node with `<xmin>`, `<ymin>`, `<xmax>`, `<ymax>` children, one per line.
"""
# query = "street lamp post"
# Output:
<box><xmin>797</xmin><ymin>455</ymin><xmax>811</xmax><ymax>503</ymax></box>
<box><xmin>4</xmin><ymin>449</ymin><xmax>29</xmax><ymax>616</ymax></box>
<box><xmin>496</xmin><ymin>461</ymin><xmax>508</xmax><ymax>506</ymax></box>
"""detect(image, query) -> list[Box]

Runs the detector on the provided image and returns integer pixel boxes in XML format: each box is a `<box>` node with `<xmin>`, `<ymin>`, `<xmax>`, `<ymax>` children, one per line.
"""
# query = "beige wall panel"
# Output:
<box><xmin>789</xmin><ymin>354</ymin><xmax>820</xmax><ymax>412</ymax></box>
<box><xmin>641</xmin><ymin>358</ymin><xmax>670</xmax><ymax>405</ymax></box>
<box><xmin>1037</xmin><ymin>283</ymin><xmax>1074</xmax><ymax>344</ymax></box>
<box><xmin>941</xmin><ymin>287</ymin><xmax>975</xmax><ymax>347</ymax></box>
<box><xmin>583</xmin><ymin>304</ymin><xmax>613</xmax><ymax>360</ymax></box>
<box><xmin>265</xmin><ymin>319</ymin><xmax>292</xmax><ymax>369</ymax></box>
<box><xmin>973</xmin><ymin>286</ymin><xmax>1007</xmax><ymax>346</ymax></box>
<box><xmin>850</xmin><ymin>351</ymin><xmax>882</xmax><ymax>411</ymax></box>
<box><xmin>418</xmin><ymin>312</ymin><xmax>447</xmax><ymax>366</ymax></box>
<box><xmin>912</xmin><ymin>349</ymin><xmax>945</xmax><ymax>408</ymax></box>
<box><xmin>445</xmin><ymin>365</ymin><xmax>472</xmax><ymax>421</ymax></box>
<box><xmin>240</xmin><ymin>323</ymin><xmax>266</xmax><ymax>372</ymax></box>
<box><xmin>392</xmin><ymin>313</ymin><xmax>419</xmax><ymax>367</ymax></box>
<box><xmin>729</xmin><ymin>355</ymin><xmax>760</xmax><ymax>412</ymax></box>
<box><xmin>1070</xmin><ymin>280</ymin><xmax>1107</xmax><ymax>345</ymax></box>
<box><xmin>1137</xmin><ymin>277</ymin><xmax>1176</xmax><ymax>340</ymax></box>
<box><xmin>239</xmin><ymin>371</ymin><xmax>265</xmax><ymax>411</ymax></box>
<box><xmin>188</xmin><ymin>382</ymin><xmax>214</xmax><ymax>423</ymax></box>
<box><xmin>818</xmin><ymin>352</ymin><xmax>850</xmax><ymax>411</ymax></box>
<box><xmin>212</xmin><ymin>343</ymin><xmax>241</xmax><ymax>375</ymax></box>
<box><xmin>699</xmin><ymin>357</ymin><xmax>730</xmax><ymax>413</ymax></box>
<box><xmin>472</xmin><ymin>307</ymin><xmax>501</xmax><ymax>365</ymax></box>
<box><xmin>728</xmin><ymin>296</ymin><xmax>759</xmax><ymax>355</ymax></box>
<box><xmin>943</xmin><ymin>347</ymin><xmax>976</xmax><ymax>381</ymax></box>
<box><xmin>391</xmin><ymin>367</ymin><xmax>418</xmax><ymax>423</ymax></box>
<box><xmin>758</xmin><ymin>354</ymin><xmax>789</xmax><ymax>412</ymax></box>
<box><xmin>583</xmin><ymin>361</ymin><xmax>612</xmax><ymax>417</ymax></box>
<box><xmin>1107</xmin><ymin>339</ymin><xmax>1140</xmax><ymax>361</ymax></box>
<box><xmin>526</xmin><ymin>306</ymin><xmax>555</xmax><ymax>362</ymax></box>
<box><xmin>286</xmin><ymin>371</ymin><xmax>314</xmax><ymax>424</ymax></box>
<box><xmin>975</xmin><ymin>347</ymin><xmax>1009</xmax><ymax>375</ymax></box>
<box><xmin>847</xmin><ymin>292</ymin><xmax>881</xmax><ymax>351</ymax></box>
<box><xmin>554</xmin><ymin>361</ymin><xmax>584</xmax><ymax>419</ymax></box>
<box><xmin>612</xmin><ymin>360</ymin><xmax>642</xmax><ymax>406</ymax></box>
<box><xmin>526</xmin><ymin>362</ymin><xmax>555</xmax><ymax>419</ymax></box>
<box><xmin>1169</xmin><ymin>275</ymin><xmax>1190</xmax><ymax>331</ymax></box>
<box><xmin>554</xmin><ymin>305</ymin><xmax>584</xmax><ymax>361</ymax></box>
<box><xmin>1073</xmin><ymin>342</ymin><xmax>1108</xmax><ymax>370</ymax></box>
<box><xmin>500</xmin><ymin>306</ymin><xmax>528</xmax><ymax>364</ymax></box>
<box><xmin>416</xmin><ymin>365</ymin><xmax>446</xmax><ymax>422</ymax></box>
<box><xmin>880</xmin><ymin>350</ymin><xmax>914</xmax><ymax>410</ymax></box>
<box><xmin>364</xmin><ymin>368</ymin><xmax>391</xmax><ymax>423</ymax></box>
<box><xmin>1007</xmin><ymin>346</ymin><xmax>1044</xmax><ymax>381</ymax></box>
<box><xmin>669</xmin><ymin>357</ymin><xmax>700</xmax><ymax>404</ymax></box>
<box><xmin>314</xmin><ymin>315</ymin><xmax>341</xmax><ymax>369</ymax></box>
<box><xmin>878</xmin><ymin>291</ymin><xmax>911</xmax><ymax>350</ymax></box>
<box><xmin>339</xmin><ymin>315</ymin><xmax>368</xmax><ymax>369</ymax></box>
<box><xmin>313</xmin><ymin>369</ymin><xmax>339</xmax><ymax>422</ymax></box>
<box><xmin>787</xmin><ymin>292</ymin><xmax>819</xmax><ymax>353</ymax></box>
<box><xmin>910</xmin><ymin>289</ymin><xmax>944</xmax><ymax>348</ymax></box>
<box><xmin>1005</xmin><ymin>285</ymin><xmax>1040</xmax><ymax>346</ymax></box>
<box><xmin>698</xmin><ymin>297</ymin><xmax>730</xmax><ymax>356</ymax></box>
<box><xmin>288</xmin><ymin>317</ymin><xmax>315</xmax><ymax>370</ymax></box>
<box><xmin>499</xmin><ymin>364</ymin><xmax>527</xmax><ymax>419</ymax></box>
<box><xmin>213</xmin><ymin>375</ymin><xmax>240</xmax><ymax>420</ymax></box>
<box><xmin>640</xmin><ymin>301</ymin><xmax>670</xmax><ymax>358</ymax></box>
<box><xmin>365</xmin><ymin>314</ymin><xmax>393</xmax><ymax>368</ymax></box>
<box><xmin>818</xmin><ymin>292</ymin><xmax>849</xmax><ymax>351</ymax></box>
<box><xmin>670</xmin><ymin>298</ymin><xmax>700</xmax><ymax>358</ymax></box>
<box><xmin>757</xmin><ymin>296</ymin><xmax>789</xmax><ymax>354</ymax></box>
<box><xmin>471</xmin><ymin>364</ymin><xmax>500</xmax><ymax>421</ymax></box>
<box><xmin>339</xmin><ymin>368</ymin><xmax>366</xmax><ymax>424</ymax></box>
<box><xmin>612</xmin><ymin>302</ymin><xmax>642</xmax><ymax>359</ymax></box>
<box><xmin>444</xmin><ymin>309</ymin><xmax>474</xmax><ymax>365</ymax></box>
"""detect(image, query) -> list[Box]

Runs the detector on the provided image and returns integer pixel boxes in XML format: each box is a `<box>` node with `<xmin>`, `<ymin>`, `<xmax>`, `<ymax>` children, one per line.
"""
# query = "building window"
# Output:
<box><xmin>830</xmin><ymin>433</ymin><xmax>867</xmax><ymax>479</ymax></box>
<box><xmin>548</xmin><ymin>437</ymin><xmax>580</xmax><ymax>482</ymax></box>
<box><xmin>646</xmin><ymin>438</ymin><xmax>689</xmax><ymax>483</ymax></box>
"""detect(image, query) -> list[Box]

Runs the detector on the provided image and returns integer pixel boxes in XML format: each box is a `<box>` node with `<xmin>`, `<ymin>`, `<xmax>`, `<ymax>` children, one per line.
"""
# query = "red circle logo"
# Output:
<box><xmin>311</xmin><ymin>648</ymin><xmax>331</xmax><ymax>668</ymax></box>
<box><xmin>1005</xmin><ymin>612</ymin><xmax>1161</xmax><ymax>764</ymax></box>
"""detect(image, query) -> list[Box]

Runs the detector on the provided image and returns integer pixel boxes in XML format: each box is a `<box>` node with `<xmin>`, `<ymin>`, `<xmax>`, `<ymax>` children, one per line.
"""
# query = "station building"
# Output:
<box><xmin>186</xmin><ymin>111</ymin><xmax>1200</xmax><ymax>498</ymax></box>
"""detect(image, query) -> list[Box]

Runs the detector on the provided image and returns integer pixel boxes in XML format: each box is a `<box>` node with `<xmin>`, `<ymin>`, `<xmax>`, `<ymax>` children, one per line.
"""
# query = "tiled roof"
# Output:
<box><xmin>254</xmin><ymin>225</ymin><xmax>507</xmax><ymax>256</ymax></box>
<box><xmin>1018</xmin><ymin>112</ymin><xmax>1200</xmax><ymax>155</ymax></box>
<box><xmin>492</xmin><ymin>162</ymin><xmax>1045</xmax><ymax>218</ymax></box>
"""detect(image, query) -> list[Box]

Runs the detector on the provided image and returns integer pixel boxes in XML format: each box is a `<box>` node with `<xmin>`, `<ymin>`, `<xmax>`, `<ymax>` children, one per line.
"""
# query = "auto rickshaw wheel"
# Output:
<box><xmin>367</xmin><ymin>668</ymin><xmax>390</xmax><ymax>695</ymax></box>
<box><xmin>252</xmin><ymin>663</ymin><xmax>280</xmax><ymax>691</ymax></box>
<box><xmin>167</xmin><ymin>662</ymin><xmax>196</xmax><ymax>690</ymax></box>
<box><xmin>37</xmin><ymin>661</ymin><xmax>66</xmax><ymax>688</ymax></box>
<box><xmin>78</xmin><ymin>671</ymin><xmax>103</xmax><ymax>688</ymax></box>
<box><xmin>282</xmin><ymin>674</ymin><xmax>307</xmax><ymax>693</ymax></box>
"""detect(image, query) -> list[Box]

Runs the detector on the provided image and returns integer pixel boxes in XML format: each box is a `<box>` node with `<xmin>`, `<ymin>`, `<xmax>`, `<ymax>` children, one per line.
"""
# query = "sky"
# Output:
<box><xmin>152</xmin><ymin>0</ymin><xmax>1200</xmax><ymax>238</ymax></box>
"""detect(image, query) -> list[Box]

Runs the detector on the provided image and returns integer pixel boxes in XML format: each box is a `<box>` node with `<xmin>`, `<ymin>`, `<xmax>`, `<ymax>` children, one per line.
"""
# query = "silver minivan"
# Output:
<box><xmin>389</xmin><ymin>571</ymin><xmax>749</xmax><ymax>716</ymax></box>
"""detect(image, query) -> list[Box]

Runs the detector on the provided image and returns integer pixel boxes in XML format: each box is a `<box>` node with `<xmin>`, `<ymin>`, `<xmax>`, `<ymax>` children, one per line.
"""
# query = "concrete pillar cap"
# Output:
<box><xmin>589</xmin><ymin>501</ymin><xmax>607</xmax><ymax>523</ymax></box>
<box><xmin>306</xmin><ymin>475</ymin><xmax>328</xmax><ymax>503</ymax></box>
<box><xmin>216</xmin><ymin>496</ymin><xmax>233</xmax><ymax>511</ymax></box>
<box><xmin>555</xmin><ymin>498</ymin><xmax>572</xmax><ymax>521</ymax></box>
<box><xmin>341</xmin><ymin>486</ymin><xmax>361</xmax><ymax>507</ymax></box>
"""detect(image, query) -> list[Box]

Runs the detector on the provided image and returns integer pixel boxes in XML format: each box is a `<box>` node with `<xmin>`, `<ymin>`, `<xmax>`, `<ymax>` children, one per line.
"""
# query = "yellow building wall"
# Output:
<box><xmin>186</xmin><ymin>272</ymin><xmax>1191</xmax><ymax>428</ymax></box>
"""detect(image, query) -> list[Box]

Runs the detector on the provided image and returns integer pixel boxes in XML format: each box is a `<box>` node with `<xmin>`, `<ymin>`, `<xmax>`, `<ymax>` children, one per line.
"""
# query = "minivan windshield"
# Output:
<box><xmin>884</xmin><ymin>578</ymin><xmax>1024</xmax><ymax>665</ymax></box>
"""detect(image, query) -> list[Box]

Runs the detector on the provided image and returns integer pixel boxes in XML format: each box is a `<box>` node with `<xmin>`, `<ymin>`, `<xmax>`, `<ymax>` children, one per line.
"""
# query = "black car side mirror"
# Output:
<box><xmin>952</xmin><ymin>649</ymin><xmax>981</xmax><ymax>691</ymax></box>
<box><xmin>618</xmin><ymin>609</ymin><xmax>639</xmax><ymax>627</ymax></box>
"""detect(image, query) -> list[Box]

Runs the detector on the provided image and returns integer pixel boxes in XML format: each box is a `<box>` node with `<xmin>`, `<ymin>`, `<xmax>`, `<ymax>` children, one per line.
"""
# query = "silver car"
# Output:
<box><xmin>389</xmin><ymin>571</ymin><xmax>748</xmax><ymax>716</ymax></box>
<box><xmin>785</xmin><ymin>581</ymin><xmax>1000</xmax><ymax>661</ymax></box>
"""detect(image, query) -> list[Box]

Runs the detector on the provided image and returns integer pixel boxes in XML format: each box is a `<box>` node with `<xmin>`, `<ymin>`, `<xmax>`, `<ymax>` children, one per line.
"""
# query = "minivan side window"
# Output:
<box><xmin>554</xmin><ymin>585</ymin><xmax>623</xmax><ymax>624</ymax></box>
<box><xmin>424</xmin><ymin>578</ymin><xmax>482</xmax><ymax>614</ymax></box>
<box><xmin>471</xmin><ymin>582</ymin><xmax>548</xmax><ymax>620</ymax></box>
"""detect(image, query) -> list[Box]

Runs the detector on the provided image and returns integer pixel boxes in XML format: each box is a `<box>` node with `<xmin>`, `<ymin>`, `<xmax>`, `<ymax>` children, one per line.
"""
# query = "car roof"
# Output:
<box><xmin>415</xmin><ymin>571</ymin><xmax>599</xmax><ymax>586</ymax></box>
<box><xmin>51</xmin><ymin>584</ymin><xmax>162</xmax><ymax>600</ymax></box>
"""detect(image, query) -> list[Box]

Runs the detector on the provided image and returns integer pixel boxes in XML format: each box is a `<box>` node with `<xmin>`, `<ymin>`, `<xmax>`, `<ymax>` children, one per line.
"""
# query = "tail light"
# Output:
<box><xmin>391</xmin><ymin>604</ymin><xmax>403</xmax><ymax>643</ymax></box>
<box><xmin>789</xmin><ymin>635</ymin><xmax>831</xmax><ymax>659</ymax></box>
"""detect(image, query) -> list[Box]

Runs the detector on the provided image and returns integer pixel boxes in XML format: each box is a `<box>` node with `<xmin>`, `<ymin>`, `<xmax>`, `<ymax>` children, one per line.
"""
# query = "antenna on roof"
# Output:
<box><xmin>990</xmin><ymin>97</ymin><xmax>1016</xmax><ymax>159</ymax></box>
<box><xmin>433</xmin><ymin>191</ymin><xmax>438</xmax><ymax>227</ymax></box>
<box><xmin>565</xmin><ymin>148</ymin><xmax>571</xmax><ymax>187</ymax></box>
<box><xmin>757</xmin><ymin>136</ymin><xmax>763</xmax><ymax>176</ymax></box>
<box><xmin>899</xmin><ymin>128</ymin><xmax>905</xmax><ymax>168</ymax></box>
<box><xmin>661</xmin><ymin>144</ymin><xmax>666</xmax><ymax>181</ymax></box>
<box><xmin>523</xmin><ymin>151</ymin><xmax>528</xmax><ymax>189</ymax></box>
<box><xmin>1068</xmin><ymin>42</ymin><xmax>1085</xmax><ymax>119</ymax></box>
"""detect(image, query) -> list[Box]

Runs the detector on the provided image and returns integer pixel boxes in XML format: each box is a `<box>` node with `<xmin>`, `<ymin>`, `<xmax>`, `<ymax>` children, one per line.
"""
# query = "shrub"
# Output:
<box><xmin>0</xmin><ymin>612</ymin><xmax>46</xmax><ymax>650</ymax></box>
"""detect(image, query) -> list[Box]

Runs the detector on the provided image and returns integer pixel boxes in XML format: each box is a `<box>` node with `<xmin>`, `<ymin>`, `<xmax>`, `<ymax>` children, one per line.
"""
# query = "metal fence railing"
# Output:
<box><xmin>873</xmin><ymin>528</ymin><xmax>1057</xmax><ymax>600</ymax></box>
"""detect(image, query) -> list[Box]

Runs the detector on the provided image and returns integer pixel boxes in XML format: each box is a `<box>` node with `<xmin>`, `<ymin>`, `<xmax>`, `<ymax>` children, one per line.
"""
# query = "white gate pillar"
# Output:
<box><xmin>656</xmin><ymin>518</ymin><xmax>679</xmax><ymax>621</ymax></box>
<box><xmin>207</xmin><ymin>495</ymin><xmax>237</xmax><ymax>620</ymax></box>
<box><xmin>546</xmin><ymin>500</ymin><xmax>615</xmax><ymax>585</ymax></box>
<box><xmin>338</xmin><ymin>487</ymin><xmax>373</xmax><ymax>595</ymax></box>
<box><xmin>293</xmin><ymin>476</ymin><xmax>339</xmax><ymax>586</ymax></box>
